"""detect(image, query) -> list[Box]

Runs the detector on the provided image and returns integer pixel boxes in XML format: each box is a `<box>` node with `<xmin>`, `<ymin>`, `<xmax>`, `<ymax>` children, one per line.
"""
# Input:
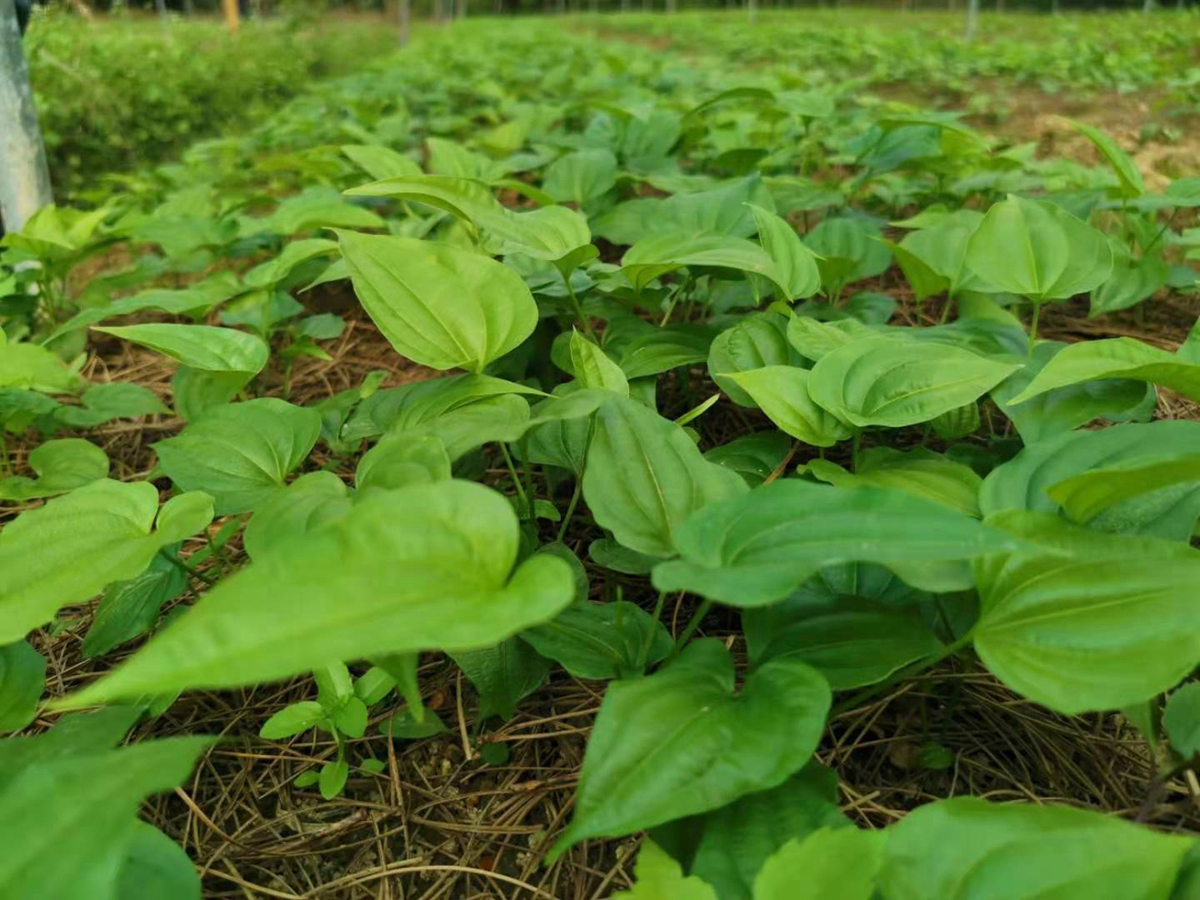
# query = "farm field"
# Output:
<box><xmin>7</xmin><ymin>8</ymin><xmax>1200</xmax><ymax>899</ymax></box>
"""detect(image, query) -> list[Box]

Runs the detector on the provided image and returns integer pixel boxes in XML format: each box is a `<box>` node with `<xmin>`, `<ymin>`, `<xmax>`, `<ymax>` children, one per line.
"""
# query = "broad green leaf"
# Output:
<box><xmin>990</xmin><ymin>340</ymin><xmax>1152</xmax><ymax>443</ymax></box>
<box><xmin>979</xmin><ymin>421</ymin><xmax>1200</xmax><ymax>541</ymax></box>
<box><xmin>721</xmin><ymin>366</ymin><xmax>852</xmax><ymax>447</ymax></box>
<box><xmin>743</xmin><ymin>592</ymin><xmax>943</xmax><ymax>690</ymax></box>
<box><xmin>83</xmin><ymin>550</ymin><xmax>187</xmax><ymax>659</ymax></box>
<box><xmin>522</xmin><ymin>384</ymin><xmax>594</xmax><ymax>476</ymax></box>
<box><xmin>450</xmin><ymin>637</ymin><xmax>550</xmax><ymax>721</ymax></box>
<box><xmin>974</xmin><ymin>512</ymin><xmax>1200</xmax><ymax>713</ymax></box>
<box><xmin>1046</xmin><ymin>455</ymin><xmax>1200</xmax><ymax>526</ymax></box>
<box><xmin>0</xmin><ymin>439</ymin><xmax>109</xmax><ymax>501</ymax></box>
<box><xmin>785</xmin><ymin>315</ymin><xmax>872</xmax><ymax>361</ymax></box>
<box><xmin>0</xmin><ymin>481</ymin><xmax>213</xmax><ymax>643</ymax></box>
<box><xmin>43</xmin><ymin>287</ymin><xmax>216</xmax><ymax>345</ymax></box>
<box><xmin>337</xmin><ymin>230</ymin><xmax>537</xmax><ymax>373</ymax></box>
<box><xmin>747</xmin><ymin>203</ymin><xmax>821</xmax><ymax>300</ymax></box>
<box><xmin>543</xmin><ymin>148</ymin><xmax>618</xmax><ymax>205</ymax></box>
<box><xmin>570</xmin><ymin>330</ymin><xmax>629</xmax><ymax>396</ymax></box>
<box><xmin>755</xmin><ymin>827</ymin><xmax>883</xmax><ymax>900</ymax></box>
<box><xmin>153</xmin><ymin>398</ymin><xmax>321</xmax><ymax>515</ymax></box>
<box><xmin>591</xmin><ymin>175</ymin><xmax>770</xmax><ymax>245</ymax></box>
<box><xmin>588</xmin><ymin>538</ymin><xmax>661</xmax><ymax>575</ymax></box>
<box><xmin>117</xmin><ymin>820</ymin><xmax>201</xmax><ymax>900</ymax></box>
<box><xmin>620</xmin><ymin>232</ymin><xmax>779</xmax><ymax>293</ymax></box>
<box><xmin>582</xmin><ymin>395</ymin><xmax>747</xmax><ymax>557</ymax></box>
<box><xmin>650</xmin><ymin>763</ymin><xmax>850</xmax><ymax>900</ymax></box>
<box><xmin>807</xmin><ymin>447</ymin><xmax>982</xmax><ymax>516</ymax></box>
<box><xmin>963</xmin><ymin>194</ymin><xmax>1113</xmax><ymax>302</ymax></box>
<box><xmin>0</xmin><ymin>736</ymin><xmax>211</xmax><ymax>900</ymax></box>
<box><xmin>881</xmin><ymin>797</ymin><xmax>1191</xmax><ymax>900</ymax></box>
<box><xmin>618</xmin><ymin>327</ymin><xmax>714</xmax><ymax>380</ymax></box>
<box><xmin>654</xmin><ymin>480</ymin><xmax>1019</xmax><ymax>607</ymax></box>
<box><xmin>243</xmin><ymin>471</ymin><xmax>351</xmax><ymax>561</ymax></box>
<box><xmin>242</xmin><ymin>239</ymin><xmax>339</xmax><ymax>289</ymax></box>
<box><xmin>0</xmin><ymin>641</ymin><xmax>45</xmax><ymax>733</ymax></box>
<box><xmin>548</xmin><ymin>639</ymin><xmax>830</xmax><ymax>860</ymax></box>
<box><xmin>94</xmin><ymin>324</ymin><xmax>268</xmax><ymax>375</ymax></box>
<box><xmin>612</xmin><ymin>841</ymin><xmax>718</xmax><ymax>900</ymax></box>
<box><xmin>171</xmin><ymin>367</ymin><xmax>249</xmax><ymax>422</ymax></box>
<box><xmin>1165</xmin><ymin>683</ymin><xmax>1200</xmax><ymax>759</ymax></box>
<box><xmin>383</xmin><ymin>709</ymin><xmax>449</xmax><ymax>739</ymax></box>
<box><xmin>704</xmin><ymin>432</ymin><xmax>793</xmax><ymax>487</ymax></box>
<box><xmin>258</xmin><ymin>186</ymin><xmax>385</xmax><ymax>235</ymax></box>
<box><xmin>1009</xmin><ymin>337</ymin><xmax>1200</xmax><ymax>406</ymax></box>
<box><xmin>259</xmin><ymin>701</ymin><xmax>326</xmax><ymax>739</ymax></box>
<box><xmin>808</xmin><ymin>336</ymin><xmax>1020</xmax><ymax>428</ymax></box>
<box><xmin>0</xmin><ymin>340</ymin><xmax>85</xmax><ymax>394</ymax></box>
<box><xmin>520</xmin><ymin>601</ymin><xmax>672</xmax><ymax>680</ymax></box>
<box><xmin>55</xmin><ymin>383</ymin><xmax>169</xmax><ymax>428</ymax></box>
<box><xmin>707</xmin><ymin>314</ymin><xmax>795</xmax><ymax>407</ymax></box>
<box><xmin>59</xmin><ymin>481</ymin><xmax>574</xmax><ymax>706</ymax></box>
<box><xmin>803</xmin><ymin>217</ymin><xmax>891</xmax><ymax>293</ymax></box>
<box><xmin>890</xmin><ymin>238</ymin><xmax>950</xmax><ymax>303</ymax></box>
<box><xmin>356</xmin><ymin>434</ymin><xmax>451</xmax><ymax>493</ymax></box>
<box><xmin>340</xmin><ymin>144</ymin><xmax>421</xmax><ymax>180</ymax></box>
<box><xmin>319</xmin><ymin>760</ymin><xmax>349</xmax><ymax>799</ymax></box>
<box><xmin>1068</xmin><ymin>119</ymin><xmax>1145</xmax><ymax>198</ymax></box>
<box><xmin>381</xmin><ymin>393</ymin><xmax>529</xmax><ymax>462</ymax></box>
<box><xmin>1090</xmin><ymin>252</ymin><xmax>1170</xmax><ymax>316</ymax></box>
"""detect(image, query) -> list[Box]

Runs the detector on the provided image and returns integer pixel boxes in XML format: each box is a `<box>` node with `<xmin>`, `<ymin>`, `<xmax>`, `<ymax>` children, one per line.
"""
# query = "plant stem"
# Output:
<box><xmin>157</xmin><ymin>548</ymin><xmax>218</xmax><ymax>587</ymax></box>
<box><xmin>562</xmin><ymin>270</ymin><xmax>597</xmax><ymax>341</ymax></box>
<box><xmin>830</xmin><ymin>634</ymin><xmax>973</xmax><ymax>718</ymax></box>
<box><xmin>939</xmin><ymin>292</ymin><xmax>954</xmax><ymax>324</ymax></box>
<box><xmin>664</xmin><ymin>598</ymin><xmax>712</xmax><ymax>663</ymax></box>
<box><xmin>556</xmin><ymin>477</ymin><xmax>583</xmax><ymax>542</ymax></box>
<box><xmin>498</xmin><ymin>443</ymin><xmax>529</xmax><ymax>515</ymax></box>
<box><xmin>1028</xmin><ymin>302</ymin><xmax>1041</xmax><ymax>353</ymax></box>
<box><xmin>659</xmin><ymin>276</ymin><xmax>689</xmax><ymax>327</ymax></box>
<box><xmin>636</xmin><ymin>589</ymin><xmax>668</xmax><ymax>671</ymax></box>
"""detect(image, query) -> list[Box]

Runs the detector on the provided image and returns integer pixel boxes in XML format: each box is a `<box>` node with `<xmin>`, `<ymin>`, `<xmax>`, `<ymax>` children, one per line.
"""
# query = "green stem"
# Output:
<box><xmin>830</xmin><ymin>634</ymin><xmax>973</xmax><ymax>718</ymax></box>
<box><xmin>157</xmin><ymin>548</ymin><xmax>218</xmax><ymax>587</ymax></box>
<box><xmin>556</xmin><ymin>478</ymin><xmax>583</xmax><ymax>543</ymax></box>
<box><xmin>636</xmin><ymin>589</ymin><xmax>669</xmax><ymax>671</ymax></box>
<box><xmin>851</xmin><ymin>430</ymin><xmax>862</xmax><ymax>473</ymax></box>
<box><xmin>1028</xmin><ymin>302</ymin><xmax>1041</xmax><ymax>354</ymax></box>
<box><xmin>498</xmin><ymin>443</ymin><xmax>529</xmax><ymax>515</ymax></box>
<box><xmin>659</xmin><ymin>277</ymin><xmax>689</xmax><ymax>327</ymax></box>
<box><xmin>1144</xmin><ymin>208</ymin><xmax>1179</xmax><ymax>257</ymax></box>
<box><xmin>939</xmin><ymin>291</ymin><xmax>954</xmax><ymax>325</ymax></box>
<box><xmin>562</xmin><ymin>271</ymin><xmax>597</xmax><ymax>341</ymax></box>
<box><xmin>665</xmin><ymin>599</ymin><xmax>712</xmax><ymax>663</ymax></box>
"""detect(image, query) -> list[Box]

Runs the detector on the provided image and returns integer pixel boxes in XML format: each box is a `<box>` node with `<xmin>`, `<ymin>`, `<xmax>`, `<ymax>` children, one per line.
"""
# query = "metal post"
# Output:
<box><xmin>0</xmin><ymin>0</ymin><xmax>52</xmax><ymax>234</ymax></box>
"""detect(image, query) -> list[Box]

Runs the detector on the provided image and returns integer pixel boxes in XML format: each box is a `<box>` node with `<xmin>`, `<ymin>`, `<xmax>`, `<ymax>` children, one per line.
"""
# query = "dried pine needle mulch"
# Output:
<box><xmin>16</xmin><ymin>282</ymin><xmax>1200</xmax><ymax>898</ymax></box>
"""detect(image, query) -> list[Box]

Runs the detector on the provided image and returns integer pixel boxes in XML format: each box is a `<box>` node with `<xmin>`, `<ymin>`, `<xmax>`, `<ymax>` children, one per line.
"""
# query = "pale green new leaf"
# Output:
<box><xmin>721</xmin><ymin>366</ymin><xmax>852</xmax><ymax>447</ymax></box>
<box><xmin>570</xmin><ymin>331</ymin><xmax>629</xmax><ymax>396</ymax></box>
<box><xmin>707</xmin><ymin>314</ymin><xmax>795</xmax><ymax>407</ymax></box>
<box><xmin>620</xmin><ymin>231</ymin><xmax>780</xmax><ymax>293</ymax></box>
<box><xmin>612</xmin><ymin>841</ymin><xmax>718</xmax><ymax>900</ymax></box>
<box><xmin>93</xmin><ymin>324</ymin><xmax>268</xmax><ymax>374</ymax></box>
<box><xmin>0</xmin><ymin>439</ymin><xmax>109</xmax><ymax>501</ymax></box>
<box><xmin>1046</xmin><ymin>455</ymin><xmax>1200</xmax><ymax>526</ymax></box>
<box><xmin>60</xmin><ymin>481</ymin><xmax>574</xmax><ymax>706</ymax></box>
<box><xmin>1068</xmin><ymin>119</ymin><xmax>1145</xmax><ymax>198</ymax></box>
<box><xmin>340</xmin><ymin>144</ymin><xmax>422</xmax><ymax>180</ymax></box>
<box><xmin>748</xmin><ymin>203</ymin><xmax>820</xmax><ymax>300</ymax></box>
<box><xmin>755</xmin><ymin>827</ymin><xmax>884</xmax><ymax>900</ymax></box>
<box><xmin>1009</xmin><ymin>337</ymin><xmax>1200</xmax><ymax>406</ymax></box>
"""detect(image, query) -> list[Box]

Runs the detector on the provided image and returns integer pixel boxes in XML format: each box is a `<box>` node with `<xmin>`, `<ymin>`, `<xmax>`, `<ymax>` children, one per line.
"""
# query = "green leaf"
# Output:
<box><xmin>59</xmin><ymin>481</ymin><xmax>574</xmax><ymax>707</ymax></box>
<box><xmin>43</xmin><ymin>287</ymin><xmax>217</xmax><ymax>345</ymax></box>
<box><xmin>0</xmin><ymin>340</ymin><xmax>85</xmax><ymax>394</ymax></box>
<box><xmin>973</xmin><ymin>512</ymin><xmax>1200</xmax><ymax>713</ymax></box>
<box><xmin>337</xmin><ymin>230</ymin><xmax>538</xmax><ymax>373</ymax></box>
<box><xmin>451</xmin><ymin>637</ymin><xmax>550</xmax><ymax>721</ymax></box>
<box><xmin>171</xmin><ymin>368</ymin><xmax>250</xmax><ymax>422</ymax></box>
<box><xmin>990</xmin><ymin>340</ymin><xmax>1153</xmax><ymax>444</ymax></box>
<box><xmin>1090</xmin><ymin>252</ymin><xmax>1170</xmax><ymax>316</ymax></box>
<box><xmin>243</xmin><ymin>471</ymin><xmax>351</xmax><ymax>561</ymax></box>
<box><xmin>1068</xmin><ymin>119</ymin><xmax>1145</xmax><ymax>198</ymax></box>
<box><xmin>341</xmin><ymin>144</ymin><xmax>422</xmax><ymax>180</ymax></box>
<box><xmin>0</xmin><ymin>439</ymin><xmax>109</xmax><ymax>501</ymax></box>
<box><xmin>721</xmin><ymin>366</ymin><xmax>852</xmax><ymax>447</ymax></box>
<box><xmin>881</xmin><ymin>797</ymin><xmax>1192</xmax><ymax>900</ymax></box>
<box><xmin>650</xmin><ymin>763</ymin><xmax>850</xmax><ymax>900</ymax></box>
<box><xmin>620</xmin><ymin>231</ymin><xmax>780</xmax><ymax>293</ymax></box>
<box><xmin>543</xmin><ymin>148</ymin><xmax>618</xmax><ymax>206</ymax></box>
<box><xmin>382</xmin><ymin>709</ymin><xmax>448</xmax><ymax>739</ymax></box>
<box><xmin>808</xmin><ymin>336</ymin><xmax>1020</xmax><ymax>428</ymax></box>
<box><xmin>259</xmin><ymin>701</ymin><xmax>327</xmax><ymax>739</ymax></box>
<box><xmin>331</xmin><ymin>696</ymin><xmax>368</xmax><ymax>737</ymax></box>
<box><xmin>1009</xmin><ymin>337</ymin><xmax>1200</xmax><ymax>406</ymax></box>
<box><xmin>755</xmin><ymin>827</ymin><xmax>884</xmax><ymax>900</ymax></box>
<box><xmin>0</xmin><ymin>641</ymin><xmax>45</xmax><ymax>733</ymax></box>
<box><xmin>548</xmin><ymin>639</ymin><xmax>830</xmax><ymax>861</ymax></box>
<box><xmin>807</xmin><ymin>447</ymin><xmax>982</xmax><ymax>516</ymax></box>
<box><xmin>785</xmin><ymin>316</ymin><xmax>871</xmax><ymax>362</ymax></box>
<box><xmin>612</xmin><ymin>841</ymin><xmax>718</xmax><ymax>900</ymax></box>
<box><xmin>521</xmin><ymin>601</ymin><xmax>672</xmax><ymax>680</ymax></box>
<box><xmin>653</xmin><ymin>480</ymin><xmax>1019</xmax><ymax>607</ymax></box>
<box><xmin>0</xmin><ymin>736</ymin><xmax>211</xmax><ymax>900</ymax></box>
<box><xmin>0</xmin><ymin>481</ymin><xmax>214</xmax><ymax>643</ymax></box>
<box><xmin>116</xmin><ymin>820</ymin><xmax>201</xmax><ymax>900</ymax></box>
<box><xmin>93</xmin><ymin>324</ymin><xmax>268</xmax><ymax>374</ymax></box>
<box><xmin>963</xmin><ymin>194</ymin><xmax>1113</xmax><ymax>302</ymax></box>
<box><xmin>55</xmin><ymin>383</ymin><xmax>169</xmax><ymax>428</ymax></box>
<box><xmin>319</xmin><ymin>759</ymin><xmax>349</xmax><ymax>799</ymax></box>
<box><xmin>570</xmin><ymin>330</ymin><xmax>629</xmax><ymax>396</ymax></box>
<box><xmin>582</xmin><ymin>395</ymin><xmax>747</xmax><ymax>557</ymax></box>
<box><xmin>1045</xmin><ymin>454</ymin><xmax>1200</xmax><ymax>527</ymax></box>
<box><xmin>747</xmin><ymin>203</ymin><xmax>821</xmax><ymax>300</ymax></box>
<box><xmin>980</xmin><ymin>421</ymin><xmax>1200</xmax><ymax>541</ymax></box>
<box><xmin>704</xmin><ymin>432</ymin><xmax>794</xmax><ymax>487</ymax></box>
<box><xmin>1164</xmin><ymin>683</ymin><xmax>1200</xmax><ymax>759</ymax></box>
<box><xmin>707</xmin><ymin>314</ymin><xmax>795</xmax><ymax>407</ymax></box>
<box><xmin>618</xmin><ymin>327</ymin><xmax>714</xmax><ymax>380</ymax></box>
<box><xmin>356</xmin><ymin>434</ymin><xmax>451</xmax><ymax>493</ymax></box>
<box><xmin>83</xmin><ymin>551</ymin><xmax>188</xmax><ymax>659</ymax></box>
<box><xmin>804</xmin><ymin>217</ymin><xmax>891</xmax><ymax>293</ymax></box>
<box><xmin>242</xmin><ymin>238</ymin><xmax>340</xmax><ymax>289</ymax></box>
<box><xmin>153</xmin><ymin>398</ymin><xmax>321</xmax><ymax>515</ymax></box>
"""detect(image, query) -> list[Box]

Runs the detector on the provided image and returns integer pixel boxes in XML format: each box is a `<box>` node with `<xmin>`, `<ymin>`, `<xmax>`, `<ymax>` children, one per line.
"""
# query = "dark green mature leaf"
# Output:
<box><xmin>1009</xmin><ymin>337</ymin><xmax>1200</xmax><ymax>405</ymax></box>
<box><xmin>582</xmin><ymin>395</ymin><xmax>747</xmax><ymax>557</ymax></box>
<box><xmin>707</xmin><ymin>314</ymin><xmax>795</xmax><ymax>407</ymax></box>
<box><xmin>337</xmin><ymin>230</ymin><xmax>538</xmax><ymax>373</ymax></box>
<box><xmin>0</xmin><ymin>482</ymin><xmax>213</xmax><ymax>643</ymax></box>
<box><xmin>0</xmin><ymin>641</ymin><xmax>45</xmax><ymax>733</ymax></box>
<box><xmin>704</xmin><ymin>431</ymin><xmax>794</xmax><ymax>487</ymax></box>
<box><xmin>651</xmin><ymin>763</ymin><xmax>849</xmax><ymax>900</ymax></box>
<box><xmin>0</xmin><ymin>438</ymin><xmax>109</xmax><ymax>501</ymax></box>
<box><xmin>54</xmin><ymin>383</ymin><xmax>169</xmax><ymax>428</ymax></box>
<box><xmin>803</xmin><ymin>217</ymin><xmax>891</xmax><ymax>292</ymax></box>
<box><xmin>451</xmin><ymin>638</ymin><xmax>550</xmax><ymax>721</ymax></box>
<box><xmin>548</xmin><ymin>639</ymin><xmax>830</xmax><ymax>860</ymax></box>
<box><xmin>0</xmin><ymin>736</ymin><xmax>211</xmax><ymax>900</ymax></box>
<box><xmin>974</xmin><ymin>512</ymin><xmax>1200</xmax><ymax>713</ymax></box>
<box><xmin>60</xmin><ymin>481</ymin><xmax>575</xmax><ymax>707</ymax></box>
<box><xmin>881</xmin><ymin>797</ymin><xmax>1192</xmax><ymax>899</ymax></box>
<box><xmin>116</xmin><ymin>820</ymin><xmax>201</xmax><ymax>900</ymax></box>
<box><xmin>979</xmin><ymin>421</ymin><xmax>1200</xmax><ymax>541</ymax></box>
<box><xmin>521</xmin><ymin>601</ymin><xmax>672</xmax><ymax>680</ymax></box>
<box><xmin>153</xmin><ymin>398</ymin><xmax>321</xmax><ymax>515</ymax></box>
<box><xmin>990</xmin><ymin>340</ymin><xmax>1153</xmax><ymax>444</ymax></box>
<box><xmin>618</xmin><ymin>327</ymin><xmax>714</xmax><ymax>380</ymax></box>
<box><xmin>83</xmin><ymin>551</ymin><xmax>188</xmax><ymax>659</ymax></box>
<box><xmin>809</xmin><ymin>336</ymin><xmax>1019</xmax><ymax>428</ymax></box>
<box><xmin>654</xmin><ymin>480</ymin><xmax>1018</xmax><ymax>607</ymax></box>
<box><xmin>1164</xmin><ymin>683</ymin><xmax>1200</xmax><ymax>759</ymax></box>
